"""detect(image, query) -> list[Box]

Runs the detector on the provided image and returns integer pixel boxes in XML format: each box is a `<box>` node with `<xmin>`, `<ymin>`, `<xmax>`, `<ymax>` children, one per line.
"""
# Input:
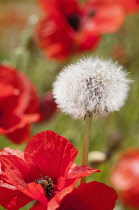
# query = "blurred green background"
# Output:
<box><xmin>0</xmin><ymin>1</ymin><xmax>139</xmax><ymax>209</ymax></box>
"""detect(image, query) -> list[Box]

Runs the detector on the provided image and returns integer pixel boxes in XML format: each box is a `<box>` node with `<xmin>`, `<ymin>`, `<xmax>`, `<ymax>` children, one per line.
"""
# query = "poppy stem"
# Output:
<box><xmin>80</xmin><ymin>113</ymin><xmax>92</xmax><ymax>183</ymax></box>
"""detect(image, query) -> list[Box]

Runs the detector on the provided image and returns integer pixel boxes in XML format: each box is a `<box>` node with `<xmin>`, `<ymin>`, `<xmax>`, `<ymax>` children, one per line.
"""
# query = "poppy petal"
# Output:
<box><xmin>0</xmin><ymin>155</ymin><xmax>31</xmax><ymax>189</ymax></box>
<box><xmin>24</xmin><ymin>130</ymin><xmax>78</xmax><ymax>179</ymax></box>
<box><xmin>85</xmin><ymin>3</ymin><xmax>125</xmax><ymax>33</ymax></box>
<box><xmin>0</xmin><ymin>181</ymin><xmax>32</xmax><ymax>210</ymax></box>
<box><xmin>6</xmin><ymin>114</ymin><xmax>40</xmax><ymax>143</ymax></box>
<box><xmin>6</xmin><ymin>125</ymin><xmax>30</xmax><ymax>144</ymax></box>
<box><xmin>0</xmin><ymin>147</ymin><xmax>24</xmax><ymax>159</ymax></box>
<box><xmin>0</xmin><ymin>65</ymin><xmax>39</xmax><ymax>143</ymax></box>
<box><xmin>57</xmin><ymin>181</ymin><xmax>118</xmax><ymax>210</ymax></box>
<box><xmin>21</xmin><ymin>182</ymin><xmax>47</xmax><ymax>205</ymax></box>
<box><xmin>67</xmin><ymin>164</ymin><xmax>100</xmax><ymax>179</ymax></box>
<box><xmin>48</xmin><ymin>185</ymin><xmax>75</xmax><ymax>210</ymax></box>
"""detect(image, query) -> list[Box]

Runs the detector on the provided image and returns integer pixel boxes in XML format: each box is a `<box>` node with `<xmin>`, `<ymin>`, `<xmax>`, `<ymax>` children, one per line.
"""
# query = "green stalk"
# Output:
<box><xmin>80</xmin><ymin>113</ymin><xmax>92</xmax><ymax>183</ymax></box>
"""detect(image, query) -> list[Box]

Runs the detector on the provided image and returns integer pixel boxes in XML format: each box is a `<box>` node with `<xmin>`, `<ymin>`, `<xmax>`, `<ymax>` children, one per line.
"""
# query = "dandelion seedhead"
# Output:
<box><xmin>53</xmin><ymin>57</ymin><xmax>132</xmax><ymax>119</ymax></box>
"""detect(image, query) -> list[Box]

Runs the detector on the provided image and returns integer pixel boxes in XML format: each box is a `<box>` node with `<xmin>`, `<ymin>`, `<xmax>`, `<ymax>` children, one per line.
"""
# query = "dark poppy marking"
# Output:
<box><xmin>67</xmin><ymin>14</ymin><xmax>80</xmax><ymax>31</ymax></box>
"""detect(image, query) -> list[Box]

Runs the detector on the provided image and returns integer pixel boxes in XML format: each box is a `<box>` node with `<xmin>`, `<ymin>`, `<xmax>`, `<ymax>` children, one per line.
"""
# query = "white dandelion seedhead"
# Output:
<box><xmin>53</xmin><ymin>57</ymin><xmax>132</xmax><ymax>119</ymax></box>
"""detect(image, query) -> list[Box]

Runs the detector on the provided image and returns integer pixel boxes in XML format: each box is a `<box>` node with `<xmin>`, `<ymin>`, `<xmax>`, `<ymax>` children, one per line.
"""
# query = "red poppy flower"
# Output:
<box><xmin>110</xmin><ymin>149</ymin><xmax>139</xmax><ymax>209</ymax></box>
<box><xmin>0</xmin><ymin>65</ymin><xmax>40</xmax><ymax>144</ymax></box>
<box><xmin>35</xmin><ymin>0</ymin><xmax>126</xmax><ymax>61</ymax></box>
<box><xmin>84</xmin><ymin>0</ymin><xmax>125</xmax><ymax>34</ymax></box>
<box><xmin>39</xmin><ymin>91</ymin><xmax>57</xmax><ymax>122</ymax></box>
<box><xmin>57</xmin><ymin>181</ymin><xmax>118</xmax><ymax>210</ymax></box>
<box><xmin>0</xmin><ymin>130</ymin><xmax>99</xmax><ymax>209</ymax></box>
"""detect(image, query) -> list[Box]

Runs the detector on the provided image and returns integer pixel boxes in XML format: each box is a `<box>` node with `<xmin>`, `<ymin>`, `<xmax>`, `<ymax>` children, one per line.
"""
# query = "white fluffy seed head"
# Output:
<box><xmin>53</xmin><ymin>57</ymin><xmax>132</xmax><ymax>119</ymax></box>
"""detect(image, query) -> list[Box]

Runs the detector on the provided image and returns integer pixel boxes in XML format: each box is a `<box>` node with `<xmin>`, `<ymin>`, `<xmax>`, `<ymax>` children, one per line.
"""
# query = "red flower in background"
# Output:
<box><xmin>35</xmin><ymin>0</ymin><xmax>125</xmax><ymax>61</ymax></box>
<box><xmin>57</xmin><ymin>181</ymin><xmax>118</xmax><ymax>210</ymax></box>
<box><xmin>0</xmin><ymin>65</ymin><xmax>39</xmax><ymax>144</ymax></box>
<box><xmin>83</xmin><ymin>0</ymin><xmax>125</xmax><ymax>34</ymax></box>
<box><xmin>0</xmin><ymin>130</ymin><xmax>99</xmax><ymax>209</ymax></box>
<box><xmin>110</xmin><ymin>149</ymin><xmax>139</xmax><ymax>209</ymax></box>
<box><xmin>39</xmin><ymin>91</ymin><xmax>57</xmax><ymax>122</ymax></box>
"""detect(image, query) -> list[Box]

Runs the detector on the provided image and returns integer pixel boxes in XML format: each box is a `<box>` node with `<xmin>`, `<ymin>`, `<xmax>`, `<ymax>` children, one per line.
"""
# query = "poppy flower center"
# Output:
<box><xmin>67</xmin><ymin>14</ymin><xmax>80</xmax><ymax>31</ymax></box>
<box><xmin>35</xmin><ymin>175</ymin><xmax>54</xmax><ymax>197</ymax></box>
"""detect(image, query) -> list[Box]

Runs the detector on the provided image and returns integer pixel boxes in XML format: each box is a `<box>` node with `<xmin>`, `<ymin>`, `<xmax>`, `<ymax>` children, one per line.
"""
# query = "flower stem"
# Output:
<box><xmin>80</xmin><ymin>113</ymin><xmax>92</xmax><ymax>183</ymax></box>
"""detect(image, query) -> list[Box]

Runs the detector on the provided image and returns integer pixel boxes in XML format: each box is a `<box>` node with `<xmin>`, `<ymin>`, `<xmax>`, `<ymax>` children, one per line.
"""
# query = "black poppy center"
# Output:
<box><xmin>35</xmin><ymin>175</ymin><xmax>54</xmax><ymax>197</ymax></box>
<box><xmin>67</xmin><ymin>14</ymin><xmax>80</xmax><ymax>31</ymax></box>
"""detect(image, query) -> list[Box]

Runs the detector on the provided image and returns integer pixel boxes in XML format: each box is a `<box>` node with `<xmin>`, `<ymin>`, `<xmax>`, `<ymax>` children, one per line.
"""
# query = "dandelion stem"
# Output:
<box><xmin>80</xmin><ymin>113</ymin><xmax>92</xmax><ymax>183</ymax></box>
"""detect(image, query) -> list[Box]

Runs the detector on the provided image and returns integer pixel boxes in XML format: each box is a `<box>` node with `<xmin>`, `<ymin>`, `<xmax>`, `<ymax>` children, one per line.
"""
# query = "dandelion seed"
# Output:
<box><xmin>53</xmin><ymin>57</ymin><xmax>131</xmax><ymax>119</ymax></box>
